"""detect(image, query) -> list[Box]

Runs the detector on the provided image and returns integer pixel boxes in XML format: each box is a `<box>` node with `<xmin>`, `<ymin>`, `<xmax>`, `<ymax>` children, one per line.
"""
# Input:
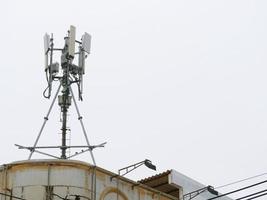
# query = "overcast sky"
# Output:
<box><xmin>1</xmin><ymin>0</ymin><xmax>267</xmax><ymax>199</ymax></box>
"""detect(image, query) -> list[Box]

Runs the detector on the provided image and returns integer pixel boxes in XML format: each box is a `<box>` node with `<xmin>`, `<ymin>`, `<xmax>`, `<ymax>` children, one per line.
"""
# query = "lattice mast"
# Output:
<box><xmin>45</xmin><ymin>26</ymin><xmax>90</xmax><ymax>159</ymax></box>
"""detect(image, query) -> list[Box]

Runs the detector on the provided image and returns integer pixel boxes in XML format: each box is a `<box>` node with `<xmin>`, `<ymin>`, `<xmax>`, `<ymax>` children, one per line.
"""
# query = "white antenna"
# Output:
<box><xmin>68</xmin><ymin>25</ymin><xmax>76</xmax><ymax>58</ymax></box>
<box><xmin>78</xmin><ymin>48</ymin><xmax>85</xmax><ymax>74</ymax></box>
<box><xmin>82</xmin><ymin>32</ymin><xmax>91</xmax><ymax>54</ymax></box>
<box><xmin>78</xmin><ymin>32</ymin><xmax>91</xmax><ymax>95</ymax></box>
<box><xmin>44</xmin><ymin>33</ymin><xmax>50</xmax><ymax>54</ymax></box>
<box><xmin>43</xmin><ymin>33</ymin><xmax>50</xmax><ymax>70</ymax></box>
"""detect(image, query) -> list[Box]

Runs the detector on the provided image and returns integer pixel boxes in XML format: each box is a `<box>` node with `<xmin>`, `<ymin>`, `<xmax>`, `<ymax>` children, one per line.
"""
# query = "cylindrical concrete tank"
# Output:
<box><xmin>0</xmin><ymin>159</ymin><xmax>94</xmax><ymax>200</ymax></box>
<box><xmin>0</xmin><ymin>159</ymin><xmax>176</xmax><ymax>200</ymax></box>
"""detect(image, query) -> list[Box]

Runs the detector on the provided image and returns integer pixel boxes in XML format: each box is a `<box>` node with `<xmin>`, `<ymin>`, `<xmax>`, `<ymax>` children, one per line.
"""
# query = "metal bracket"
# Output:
<box><xmin>183</xmin><ymin>186</ymin><xmax>218</xmax><ymax>200</ymax></box>
<box><xmin>15</xmin><ymin>142</ymin><xmax>106</xmax><ymax>160</ymax></box>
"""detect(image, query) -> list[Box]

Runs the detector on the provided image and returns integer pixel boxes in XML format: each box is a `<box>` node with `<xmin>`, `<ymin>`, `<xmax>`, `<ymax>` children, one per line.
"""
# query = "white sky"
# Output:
<box><xmin>1</xmin><ymin>0</ymin><xmax>267</xmax><ymax>199</ymax></box>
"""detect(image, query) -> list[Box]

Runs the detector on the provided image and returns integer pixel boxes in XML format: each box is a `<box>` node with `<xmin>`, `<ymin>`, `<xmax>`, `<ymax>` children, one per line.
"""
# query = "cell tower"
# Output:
<box><xmin>16</xmin><ymin>26</ymin><xmax>105</xmax><ymax>165</ymax></box>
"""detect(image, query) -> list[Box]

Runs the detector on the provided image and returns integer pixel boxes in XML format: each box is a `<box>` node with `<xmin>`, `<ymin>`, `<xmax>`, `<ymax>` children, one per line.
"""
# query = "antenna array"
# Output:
<box><xmin>43</xmin><ymin>25</ymin><xmax>90</xmax><ymax>100</ymax></box>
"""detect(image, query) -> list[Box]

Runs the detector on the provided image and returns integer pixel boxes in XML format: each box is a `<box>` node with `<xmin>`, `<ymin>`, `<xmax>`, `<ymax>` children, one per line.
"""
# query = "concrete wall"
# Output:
<box><xmin>169</xmin><ymin>170</ymin><xmax>232</xmax><ymax>200</ymax></box>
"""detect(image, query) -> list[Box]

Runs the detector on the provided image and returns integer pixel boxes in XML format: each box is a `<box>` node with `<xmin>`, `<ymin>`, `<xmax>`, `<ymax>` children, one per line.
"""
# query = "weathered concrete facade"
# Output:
<box><xmin>0</xmin><ymin>160</ymin><xmax>176</xmax><ymax>200</ymax></box>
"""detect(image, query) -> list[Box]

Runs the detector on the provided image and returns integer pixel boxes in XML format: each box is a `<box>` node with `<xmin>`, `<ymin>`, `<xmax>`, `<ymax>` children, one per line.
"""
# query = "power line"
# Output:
<box><xmin>207</xmin><ymin>180</ymin><xmax>267</xmax><ymax>200</ymax></box>
<box><xmin>52</xmin><ymin>193</ymin><xmax>68</xmax><ymax>200</ymax></box>
<box><xmin>0</xmin><ymin>191</ymin><xmax>89</xmax><ymax>200</ymax></box>
<box><xmin>216</xmin><ymin>173</ymin><xmax>267</xmax><ymax>189</ymax></box>
<box><xmin>235</xmin><ymin>189</ymin><xmax>267</xmax><ymax>200</ymax></box>
<box><xmin>244</xmin><ymin>192</ymin><xmax>267</xmax><ymax>200</ymax></box>
<box><xmin>0</xmin><ymin>192</ymin><xmax>27</xmax><ymax>200</ymax></box>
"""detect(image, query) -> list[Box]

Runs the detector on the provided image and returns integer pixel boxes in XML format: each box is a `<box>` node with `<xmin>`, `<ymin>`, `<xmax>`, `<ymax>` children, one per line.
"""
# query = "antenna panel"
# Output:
<box><xmin>44</xmin><ymin>33</ymin><xmax>50</xmax><ymax>54</ymax></box>
<box><xmin>82</xmin><ymin>32</ymin><xmax>91</xmax><ymax>54</ymax></box>
<box><xmin>44</xmin><ymin>33</ymin><xmax>50</xmax><ymax>70</ymax></box>
<box><xmin>44</xmin><ymin>54</ymin><xmax>48</xmax><ymax>71</ymax></box>
<box><xmin>68</xmin><ymin>25</ymin><xmax>76</xmax><ymax>58</ymax></box>
<box><xmin>78</xmin><ymin>50</ymin><xmax>85</xmax><ymax>74</ymax></box>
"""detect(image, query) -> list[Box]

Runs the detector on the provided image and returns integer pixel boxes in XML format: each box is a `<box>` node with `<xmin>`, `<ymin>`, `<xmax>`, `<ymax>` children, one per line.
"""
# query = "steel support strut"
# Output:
<box><xmin>28</xmin><ymin>83</ymin><xmax>62</xmax><ymax>160</ymax></box>
<box><xmin>70</xmin><ymin>86</ymin><xmax>96</xmax><ymax>165</ymax></box>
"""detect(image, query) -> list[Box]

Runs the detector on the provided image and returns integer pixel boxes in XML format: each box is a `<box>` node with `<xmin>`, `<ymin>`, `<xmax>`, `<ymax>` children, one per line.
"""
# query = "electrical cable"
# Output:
<box><xmin>52</xmin><ymin>193</ymin><xmax>68</xmax><ymax>200</ymax></box>
<box><xmin>43</xmin><ymin>84</ymin><xmax>51</xmax><ymax>99</ymax></box>
<box><xmin>243</xmin><ymin>192</ymin><xmax>267</xmax><ymax>200</ymax></box>
<box><xmin>0</xmin><ymin>192</ymin><xmax>27</xmax><ymax>200</ymax></box>
<box><xmin>235</xmin><ymin>189</ymin><xmax>267</xmax><ymax>200</ymax></box>
<box><xmin>52</xmin><ymin>193</ymin><xmax>90</xmax><ymax>200</ymax></box>
<box><xmin>69</xmin><ymin>194</ymin><xmax>91</xmax><ymax>200</ymax></box>
<box><xmin>76</xmin><ymin>81</ymin><xmax>83</xmax><ymax>101</ymax></box>
<box><xmin>216</xmin><ymin>172</ymin><xmax>267</xmax><ymax>189</ymax></box>
<box><xmin>207</xmin><ymin>180</ymin><xmax>267</xmax><ymax>200</ymax></box>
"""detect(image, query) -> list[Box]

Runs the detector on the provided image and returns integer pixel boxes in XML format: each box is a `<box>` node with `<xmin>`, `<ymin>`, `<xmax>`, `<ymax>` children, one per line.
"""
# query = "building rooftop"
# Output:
<box><xmin>138</xmin><ymin>170</ymin><xmax>180</xmax><ymax>198</ymax></box>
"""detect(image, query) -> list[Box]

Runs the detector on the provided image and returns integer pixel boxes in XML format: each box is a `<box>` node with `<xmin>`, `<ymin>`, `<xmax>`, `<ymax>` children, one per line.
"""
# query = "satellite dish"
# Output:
<box><xmin>68</xmin><ymin>25</ymin><xmax>76</xmax><ymax>58</ymax></box>
<box><xmin>82</xmin><ymin>32</ymin><xmax>91</xmax><ymax>54</ymax></box>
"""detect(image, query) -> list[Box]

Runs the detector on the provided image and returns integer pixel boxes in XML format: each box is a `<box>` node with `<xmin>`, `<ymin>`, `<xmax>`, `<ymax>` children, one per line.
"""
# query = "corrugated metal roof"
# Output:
<box><xmin>138</xmin><ymin>170</ymin><xmax>172</xmax><ymax>183</ymax></box>
<box><xmin>138</xmin><ymin>170</ymin><xmax>180</xmax><ymax>199</ymax></box>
